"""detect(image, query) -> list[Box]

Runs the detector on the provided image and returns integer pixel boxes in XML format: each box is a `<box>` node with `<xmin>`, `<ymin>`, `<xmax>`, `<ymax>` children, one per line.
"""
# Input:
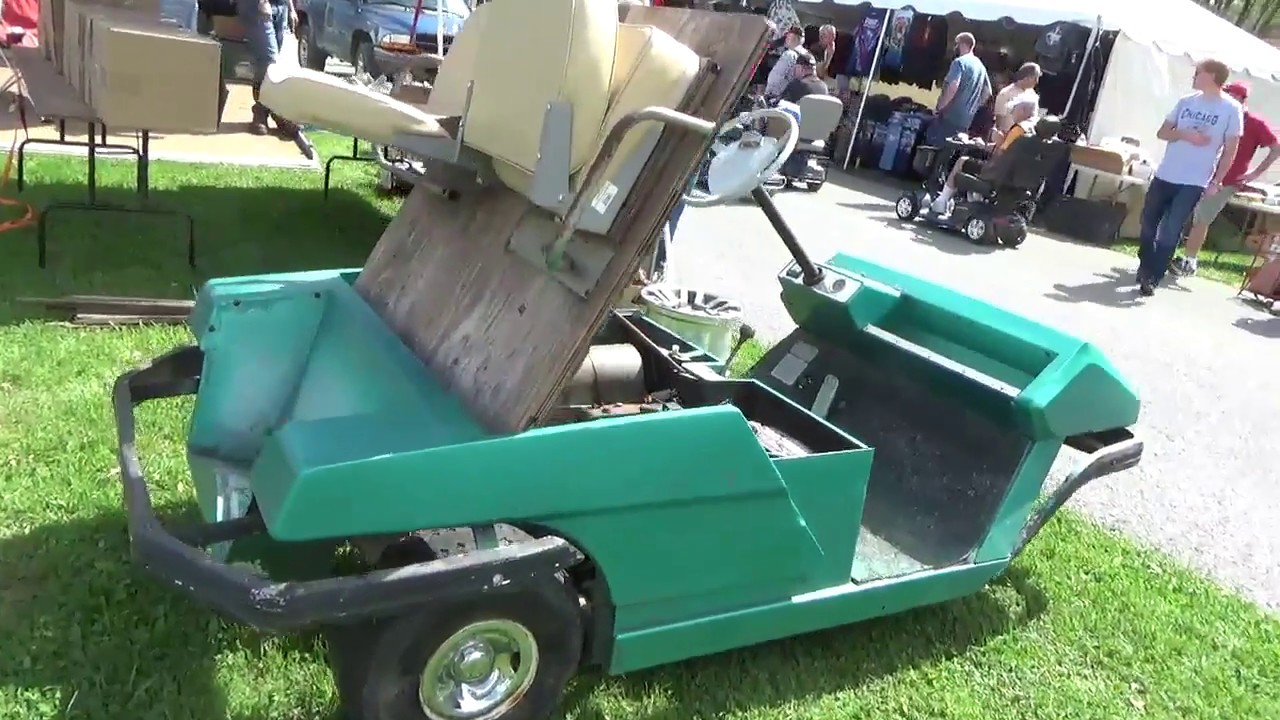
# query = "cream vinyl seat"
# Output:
<box><xmin>262</xmin><ymin>0</ymin><xmax>702</xmax><ymax>225</ymax></box>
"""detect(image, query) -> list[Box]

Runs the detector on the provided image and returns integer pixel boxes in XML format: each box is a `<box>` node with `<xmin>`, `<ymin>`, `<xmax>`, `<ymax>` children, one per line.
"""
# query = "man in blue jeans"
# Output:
<box><xmin>240</xmin><ymin>0</ymin><xmax>298</xmax><ymax>136</ymax></box>
<box><xmin>1136</xmin><ymin>58</ymin><xmax>1242</xmax><ymax>297</ymax></box>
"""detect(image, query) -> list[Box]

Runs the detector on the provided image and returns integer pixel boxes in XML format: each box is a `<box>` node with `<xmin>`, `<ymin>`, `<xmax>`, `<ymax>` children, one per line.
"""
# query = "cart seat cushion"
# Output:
<box><xmin>422</xmin><ymin>1</ymin><xmax>491</xmax><ymax>118</ymax></box>
<box><xmin>494</xmin><ymin>21</ymin><xmax>702</xmax><ymax>201</ymax></box>
<box><xmin>458</xmin><ymin>0</ymin><xmax>619</xmax><ymax>181</ymax></box>
<box><xmin>258</xmin><ymin>64</ymin><xmax>448</xmax><ymax>146</ymax></box>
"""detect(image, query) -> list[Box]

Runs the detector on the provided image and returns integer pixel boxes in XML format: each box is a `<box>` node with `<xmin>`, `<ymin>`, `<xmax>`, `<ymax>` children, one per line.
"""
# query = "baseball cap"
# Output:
<box><xmin>795</xmin><ymin>50</ymin><xmax>816</xmax><ymax>67</ymax></box>
<box><xmin>1224</xmin><ymin>81</ymin><xmax>1249</xmax><ymax>101</ymax></box>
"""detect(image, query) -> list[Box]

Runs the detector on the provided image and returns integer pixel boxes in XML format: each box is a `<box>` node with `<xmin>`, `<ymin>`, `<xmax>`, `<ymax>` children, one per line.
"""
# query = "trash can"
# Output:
<box><xmin>639</xmin><ymin>285</ymin><xmax>743</xmax><ymax>361</ymax></box>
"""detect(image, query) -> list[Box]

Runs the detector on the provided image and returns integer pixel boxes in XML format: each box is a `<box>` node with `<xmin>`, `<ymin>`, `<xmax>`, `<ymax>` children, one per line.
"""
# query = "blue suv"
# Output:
<box><xmin>296</xmin><ymin>0</ymin><xmax>470</xmax><ymax>77</ymax></box>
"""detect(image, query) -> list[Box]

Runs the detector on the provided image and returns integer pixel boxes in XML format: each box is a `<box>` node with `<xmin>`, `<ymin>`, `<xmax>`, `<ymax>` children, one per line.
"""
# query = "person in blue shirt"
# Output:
<box><xmin>1135</xmin><ymin>58</ymin><xmax>1242</xmax><ymax>296</ymax></box>
<box><xmin>924</xmin><ymin>32</ymin><xmax>992</xmax><ymax>147</ymax></box>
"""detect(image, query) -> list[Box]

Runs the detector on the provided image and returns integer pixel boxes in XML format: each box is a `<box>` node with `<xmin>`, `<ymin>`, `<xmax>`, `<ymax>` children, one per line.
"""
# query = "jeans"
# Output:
<box><xmin>241</xmin><ymin>1</ymin><xmax>288</xmax><ymax>122</ymax></box>
<box><xmin>925</xmin><ymin>118</ymin><xmax>965</xmax><ymax>147</ymax></box>
<box><xmin>1137</xmin><ymin>177</ymin><xmax>1204</xmax><ymax>285</ymax></box>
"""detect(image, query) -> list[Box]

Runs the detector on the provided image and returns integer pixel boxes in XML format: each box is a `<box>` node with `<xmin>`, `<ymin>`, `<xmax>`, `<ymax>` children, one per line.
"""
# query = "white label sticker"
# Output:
<box><xmin>591</xmin><ymin>182</ymin><xmax>619</xmax><ymax>214</ymax></box>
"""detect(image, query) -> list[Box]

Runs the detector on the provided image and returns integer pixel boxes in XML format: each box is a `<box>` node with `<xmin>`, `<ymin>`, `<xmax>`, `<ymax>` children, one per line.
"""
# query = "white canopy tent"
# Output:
<box><xmin>795</xmin><ymin>0</ymin><xmax>1280</xmax><ymax>181</ymax></box>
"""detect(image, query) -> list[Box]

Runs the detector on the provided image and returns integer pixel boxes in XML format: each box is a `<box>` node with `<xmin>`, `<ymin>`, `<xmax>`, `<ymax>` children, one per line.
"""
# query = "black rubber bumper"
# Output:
<box><xmin>113</xmin><ymin>345</ymin><xmax>584</xmax><ymax>632</ymax></box>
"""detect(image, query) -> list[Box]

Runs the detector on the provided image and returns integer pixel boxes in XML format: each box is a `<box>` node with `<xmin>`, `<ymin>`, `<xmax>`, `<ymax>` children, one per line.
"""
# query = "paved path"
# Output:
<box><xmin>669</xmin><ymin>173</ymin><xmax>1280</xmax><ymax>610</ymax></box>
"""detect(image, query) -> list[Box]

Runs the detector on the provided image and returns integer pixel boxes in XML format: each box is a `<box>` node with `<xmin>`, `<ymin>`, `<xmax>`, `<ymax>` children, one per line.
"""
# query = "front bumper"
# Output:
<box><xmin>113</xmin><ymin>345</ymin><xmax>583</xmax><ymax>632</ymax></box>
<box><xmin>1011</xmin><ymin>426</ymin><xmax>1145</xmax><ymax>558</ymax></box>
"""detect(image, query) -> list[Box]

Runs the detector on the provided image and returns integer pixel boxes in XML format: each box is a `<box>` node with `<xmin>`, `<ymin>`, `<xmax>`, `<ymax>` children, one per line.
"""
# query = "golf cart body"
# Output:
<box><xmin>110</xmin><ymin>3</ymin><xmax>1142</xmax><ymax>718</ymax></box>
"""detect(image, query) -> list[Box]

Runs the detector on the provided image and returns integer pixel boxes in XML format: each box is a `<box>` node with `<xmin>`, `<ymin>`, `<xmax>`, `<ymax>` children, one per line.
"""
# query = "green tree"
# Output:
<box><xmin>1198</xmin><ymin>0</ymin><xmax>1280</xmax><ymax>34</ymax></box>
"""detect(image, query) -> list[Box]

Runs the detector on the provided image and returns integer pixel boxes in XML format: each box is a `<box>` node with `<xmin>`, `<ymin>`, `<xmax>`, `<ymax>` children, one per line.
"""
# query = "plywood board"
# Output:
<box><xmin>356</xmin><ymin>7</ymin><xmax>769</xmax><ymax>434</ymax></box>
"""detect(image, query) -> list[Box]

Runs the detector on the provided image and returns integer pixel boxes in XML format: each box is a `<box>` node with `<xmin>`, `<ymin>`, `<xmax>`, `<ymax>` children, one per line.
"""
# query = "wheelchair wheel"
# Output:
<box><xmin>995</xmin><ymin>213</ymin><xmax>1029</xmax><ymax>247</ymax></box>
<box><xmin>894</xmin><ymin>193</ymin><xmax>920</xmax><ymax>220</ymax></box>
<box><xmin>963</xmin><ymin>215</ymin><xmax>993</xmax><ymax>244</ymax></box>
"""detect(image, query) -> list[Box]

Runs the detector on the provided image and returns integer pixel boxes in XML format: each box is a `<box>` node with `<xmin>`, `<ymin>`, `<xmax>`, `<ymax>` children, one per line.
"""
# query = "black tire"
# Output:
<box><xmin>297</xmin><ymin>20</ymin><xmax>329</xmax><ymax>71</ymax></box>
<box><xmin>893</xmin><ymin>192</ymin><xmax>920</xmax><ymax>220</ymax></box>
<box><xmin>327</xmin><ymin>577</ymin><xmax>583</xmax><ymax>720</ymax></box>
<box><xmin>963</xmin><ymin>214</ymin><xmax>994</xmax><ymax>244</ymax></box>
<box><xmin>353</xmin><ymin>37</ymin><xmax>381</xmax><ymax>79</ymax></box>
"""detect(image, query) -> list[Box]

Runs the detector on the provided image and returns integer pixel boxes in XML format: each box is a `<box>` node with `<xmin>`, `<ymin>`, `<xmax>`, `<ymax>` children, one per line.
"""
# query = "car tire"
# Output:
<box><xmin>353</xmin><ymin>37</ymin><xmax>381</xmax><ymax>79</ymax></box>
<box><xmin>297</xmin><ymin>20</ymin><xmax>329</xmax><ymax>71</ymax></box>
<box><xmin>326</xmin><ymin>576</ymin><xmax>583</xmax><ymax>720</ymax></box>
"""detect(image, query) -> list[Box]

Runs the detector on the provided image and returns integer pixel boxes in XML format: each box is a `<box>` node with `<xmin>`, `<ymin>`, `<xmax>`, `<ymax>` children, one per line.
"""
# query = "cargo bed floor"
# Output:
<box><xmin>851</xmin><ymin>528</ymin><xmax>931</xmax><ymax>583</ymax></box>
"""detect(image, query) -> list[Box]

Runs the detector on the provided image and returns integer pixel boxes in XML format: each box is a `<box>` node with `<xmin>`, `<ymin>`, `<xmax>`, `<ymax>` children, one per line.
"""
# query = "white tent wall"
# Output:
<box><xmin>1089</xmin><ymin>34</ymin><xmax>1280</xmax><ymax>187</ymax></box>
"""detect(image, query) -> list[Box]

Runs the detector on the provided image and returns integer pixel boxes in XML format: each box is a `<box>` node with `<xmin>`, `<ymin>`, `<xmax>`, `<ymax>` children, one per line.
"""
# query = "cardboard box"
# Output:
<box><xmin>39</xmin><ymin>0</ymin><xmax>162</xmax><ymax>72</ymax></box>
<box><xmin>61</xmin><ymin>2</ymin><xmax>162</xmax><ymax>100</ymax></box>
<box><xmin>211</xmin><ymin>15</ymin><xmax>245</xmax><ymax>41</ymax></box>
<box><xmin>85</xmin><ymin>15</ymin><xmax>221</xmax><ymax>132</ymax></box>
<box><xmin>1070</xmin><ymin>144</ymin><xmax>1128</xmax><ymax>177</ymax></box>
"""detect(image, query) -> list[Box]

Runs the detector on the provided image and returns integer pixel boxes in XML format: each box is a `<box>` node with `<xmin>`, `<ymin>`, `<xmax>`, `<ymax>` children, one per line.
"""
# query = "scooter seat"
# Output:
<box><xmin>796</xmin><ymin>139</ymin><xmax>825</xmax><ymax>153</ymax></box>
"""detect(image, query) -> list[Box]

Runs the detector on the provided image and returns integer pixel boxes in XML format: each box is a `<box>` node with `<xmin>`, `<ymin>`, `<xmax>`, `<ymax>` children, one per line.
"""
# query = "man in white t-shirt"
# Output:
<box><xmin>994</xmin><ymin>62</ymin><xmax>1042</xmax><ymax>137</ymax></box>
<box><xmin>765</xmin><ymin>27</ymin><xmax>804</xmax><ymax>98</ymax></box>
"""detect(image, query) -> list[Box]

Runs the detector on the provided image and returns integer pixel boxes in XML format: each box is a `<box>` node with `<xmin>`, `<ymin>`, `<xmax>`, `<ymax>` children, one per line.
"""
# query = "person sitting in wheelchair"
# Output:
<box><xmin>928</xmin><ymin>97</ymin><xmax>1039</xmax><ymax>215</ymax></box>
<box><xmin>779</xmin><ymin>51</ymin><xmax>829</xmax><ymax>103</ymax></box>
<box><xmin>772</xmin><ymin>51</ymin><xmax>831</xmax><ymax>182</ymax></box>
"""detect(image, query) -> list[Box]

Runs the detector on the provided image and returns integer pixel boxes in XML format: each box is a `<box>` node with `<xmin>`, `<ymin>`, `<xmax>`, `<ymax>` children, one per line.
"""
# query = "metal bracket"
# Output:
<box><xmin>507</xmin><ymin>212</ymin><xmax>615</xmax><ymax>298</ymax></box>
<box><xmin>545</xmin><ymin>106</ymin><xmax>715</xmax><ymax>272</ymax></box>
<box><xmin>529</xmin><ymin>102</ymin><xmax>574</xmax><ymax>211</ymax></box>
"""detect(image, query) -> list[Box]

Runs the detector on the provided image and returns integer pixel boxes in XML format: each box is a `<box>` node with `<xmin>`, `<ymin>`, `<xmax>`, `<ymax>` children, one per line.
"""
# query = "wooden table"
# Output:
<box><xmin>1231</xmin><ymin>198</ymin><xmax>1280</xmax><ymax>309</ymax></box>
<box><xmin>2</xmin><ymin>46</ymin><xmax>195</xmax><ymax>268</ymax></box>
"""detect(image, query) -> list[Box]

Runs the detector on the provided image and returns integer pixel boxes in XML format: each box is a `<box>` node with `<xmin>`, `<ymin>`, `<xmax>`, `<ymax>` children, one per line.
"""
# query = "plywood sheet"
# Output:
<box><xmin>356</xmin><ymin>7</ymin><xmax>769</xmax><ymax>434</ymax></box>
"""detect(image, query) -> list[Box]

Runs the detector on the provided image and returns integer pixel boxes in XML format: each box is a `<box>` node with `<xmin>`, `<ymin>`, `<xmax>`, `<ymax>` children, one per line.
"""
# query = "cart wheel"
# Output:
<box><xmin>1003</xmin><ymin>226</ymin><xmax>1028</xmax><ymax>248</ymax></box>
<box><xmin>894</xmin><ymin>193</ymin><xmax>920</xmax><ymax>220</ymax></box>
<box><xmin>963</xmin><ymin>215</ymin><xmax>992</xmax><ymax>244</ymax></box>
<box><xmin>328</xmin><ymin>578</ymin><xmax>583</xmax><ymax>720</ymax></box>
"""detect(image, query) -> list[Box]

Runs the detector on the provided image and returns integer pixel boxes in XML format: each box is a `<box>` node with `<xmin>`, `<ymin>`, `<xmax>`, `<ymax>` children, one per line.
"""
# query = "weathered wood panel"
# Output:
<box><xmin>356</xmin><ymin>8</ymin><xmax>769</xmax><ymax>434</ymax></box>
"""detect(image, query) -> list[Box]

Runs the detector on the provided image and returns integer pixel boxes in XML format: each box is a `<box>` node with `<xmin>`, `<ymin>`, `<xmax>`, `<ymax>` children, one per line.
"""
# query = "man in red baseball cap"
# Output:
<box><xmin>1173</xmin><ymin>80</ymin><xmax>1280</xmax><ymax>277</ymax></box>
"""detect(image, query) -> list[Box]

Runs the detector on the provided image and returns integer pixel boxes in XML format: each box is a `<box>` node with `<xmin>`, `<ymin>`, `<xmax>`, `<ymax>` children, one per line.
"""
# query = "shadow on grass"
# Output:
<box><xmin>0</xmin><ymin>181</ymin><xmax>393</xmax><ymax>325</ymax></box>
<box><xmin>2</xmin><ymin>501</ymin><xmax>1049</xmax><ymax>719</ymax></box>
<box><xmin>0</xmin><ymin>506</ymin><xmax>342</xmax><ymax>720</ymax></box>
<box><xmin>562</xmin><ymin>568</ymin><xmax>1048</xmax><ymax>720</ymax></box>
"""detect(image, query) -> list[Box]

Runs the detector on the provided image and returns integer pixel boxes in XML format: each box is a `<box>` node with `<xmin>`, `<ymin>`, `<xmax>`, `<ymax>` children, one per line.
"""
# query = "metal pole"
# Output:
<box><xmin>842</xmin><ymin>8</ymin><xmax>892</xmax><ymax>170</ymax></box>
<box><xmin>1063</xmin><ymin>15</ymin><xmax>1102</xmax><ymax>120</ymax></box>
<box><xmin>409</xmin><ymin>0</ymin><xmax>424</xmax><ymax>45</ymax></box>
<box><xmin>436</xmin><ymin>0</ymin><xmax>444</xmax><ymax>56</ymax></box>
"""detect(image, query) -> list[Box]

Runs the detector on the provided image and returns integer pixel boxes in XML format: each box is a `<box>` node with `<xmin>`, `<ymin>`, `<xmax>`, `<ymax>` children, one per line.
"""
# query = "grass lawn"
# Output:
<box><xmin>1</xmin><ymin>134</ymin><xmax>1278</xmax><ymax>720</ymax></box>
<box><xmin>1111</xmin><ymin>239</ymin><xmax>1254</xmax><ymax>287</ymax></box>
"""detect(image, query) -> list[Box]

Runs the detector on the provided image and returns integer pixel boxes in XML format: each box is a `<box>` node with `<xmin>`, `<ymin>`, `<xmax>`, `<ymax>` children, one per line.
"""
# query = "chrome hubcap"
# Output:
<box><xmin>896</xmin><ymin>197</ymin><xmax>913</xmax><ymax>216</ymax></box>
<box><xmin>967</xmin><ymin>220</ymin><xmax>985</xmax><ymax>239</ymax></box>
<box><xmin>419</xmin><ymin>620</ymin><xmax>539</xmax><ymax>720</ymax></box>
<box><xmin>298</xmin><ymin>36</ymin><xmax>309</xmax><ymax>64</ymax></box>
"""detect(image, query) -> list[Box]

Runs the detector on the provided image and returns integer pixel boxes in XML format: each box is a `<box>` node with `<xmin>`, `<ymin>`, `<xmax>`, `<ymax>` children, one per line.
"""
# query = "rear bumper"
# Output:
<box><xmin>113</xmin><ymin>345</ymin><xmax>583</xmax><ymax>632</ymax></box>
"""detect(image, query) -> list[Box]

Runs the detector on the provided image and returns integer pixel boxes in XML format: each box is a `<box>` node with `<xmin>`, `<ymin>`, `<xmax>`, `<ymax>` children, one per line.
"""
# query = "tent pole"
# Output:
<box><xmin>437</xmin><ymin>0</ymin><xmax>445</xmax><ymax>56</ymax></box>
<box><xmin>1063</xmin><ymin>15</ymin><xmax>1101</xmax><ymax>120</ymax></box>
<box><xmin>843</xmin><ymin>8</ymin><xmax>893</xmax><ymax>171</ymax></box>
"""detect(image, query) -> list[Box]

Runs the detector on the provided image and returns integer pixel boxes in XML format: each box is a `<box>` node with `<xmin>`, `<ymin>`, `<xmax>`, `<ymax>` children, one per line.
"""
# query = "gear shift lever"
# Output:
<box><xmin>722</xmin><ymin>324</ymin><xmax>757</xmax><ymax>375</ymax></box>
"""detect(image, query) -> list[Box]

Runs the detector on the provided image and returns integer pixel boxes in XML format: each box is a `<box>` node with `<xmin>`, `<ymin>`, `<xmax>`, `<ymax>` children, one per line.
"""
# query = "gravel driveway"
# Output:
<box><xmin>669</xmin><ymin>173</ymin><xmax>1280</xmax><ymax>610</ymax></box>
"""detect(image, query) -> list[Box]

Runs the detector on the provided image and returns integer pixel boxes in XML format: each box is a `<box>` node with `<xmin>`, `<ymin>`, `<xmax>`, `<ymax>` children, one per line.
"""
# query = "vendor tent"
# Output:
<box><xmin>798</xmin><ymin>0</ymin><xmax>1280</xmax><ymax>181</ymax></box>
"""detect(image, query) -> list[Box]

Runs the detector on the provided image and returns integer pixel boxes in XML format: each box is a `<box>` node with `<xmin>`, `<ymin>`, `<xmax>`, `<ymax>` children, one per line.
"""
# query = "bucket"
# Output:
<box><xmin>639</xmin><ymin>285</ymin><xmax>743</xmax><ymax>361</ymax></box>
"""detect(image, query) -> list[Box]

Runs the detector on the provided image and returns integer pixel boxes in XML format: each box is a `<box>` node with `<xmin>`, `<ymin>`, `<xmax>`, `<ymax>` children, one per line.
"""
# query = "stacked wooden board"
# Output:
<box><xmin>36</xmin><ymin>0</ymin><xmax>221</xmax><ymax>132</ymax></box>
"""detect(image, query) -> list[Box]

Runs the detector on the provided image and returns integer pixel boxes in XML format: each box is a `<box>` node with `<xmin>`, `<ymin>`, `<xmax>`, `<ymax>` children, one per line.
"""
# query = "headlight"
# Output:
<box><xmin>378</xmin><ymin>34</ymin><xmax>413</xmax><ymax>48</ymax></box>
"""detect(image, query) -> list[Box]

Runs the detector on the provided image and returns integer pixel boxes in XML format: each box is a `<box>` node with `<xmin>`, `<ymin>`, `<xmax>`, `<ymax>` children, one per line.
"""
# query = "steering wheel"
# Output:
<box><xmin>683</xmin><ymin>107</ymin><xmax>799</xmax><ymax>208</ymax></box>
